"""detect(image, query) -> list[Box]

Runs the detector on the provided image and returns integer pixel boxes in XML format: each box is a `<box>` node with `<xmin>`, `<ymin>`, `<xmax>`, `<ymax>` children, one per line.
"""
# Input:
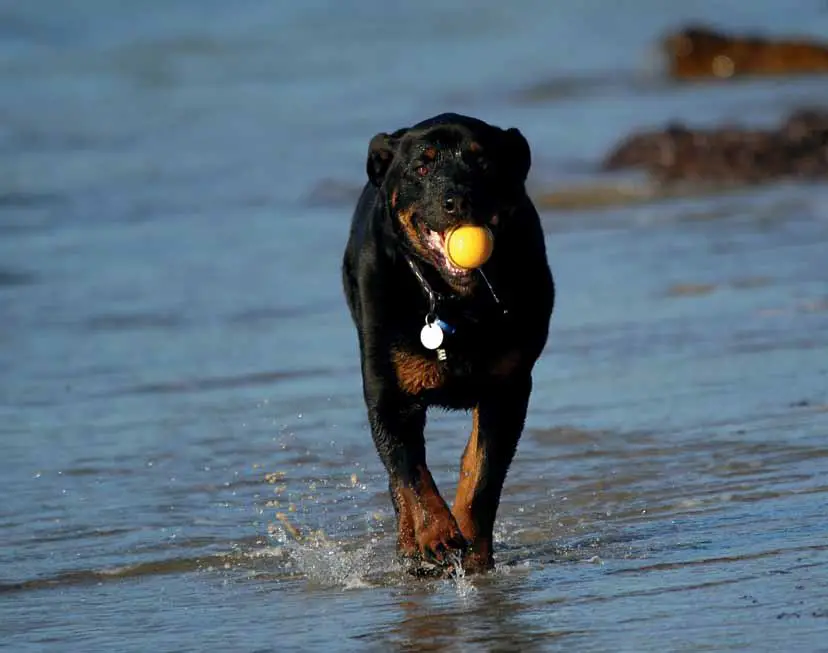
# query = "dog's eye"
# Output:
<box><xmin>416</xmin><ymin>165</ymin><xmax>429</xmax><ymax>177</ymax></box>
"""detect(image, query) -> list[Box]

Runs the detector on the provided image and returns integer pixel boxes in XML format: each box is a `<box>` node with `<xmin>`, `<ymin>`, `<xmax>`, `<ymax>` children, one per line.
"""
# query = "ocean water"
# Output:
<box><xmin>2</xmin><ymin>1</ymin><xmax>828</xmax><ymax>651</ymax></box>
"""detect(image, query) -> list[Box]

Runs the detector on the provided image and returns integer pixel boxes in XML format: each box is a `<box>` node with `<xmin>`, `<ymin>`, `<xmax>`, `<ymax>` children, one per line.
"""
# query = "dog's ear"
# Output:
<box><xmin>500</xmin><ymin>127</ymin><xmax>532</xmax><ymax>184</ymax></box>
<box><xmin>366</xmin><ymin>130</ymin><xmax>405</xmax><ymax>187</ymax></box>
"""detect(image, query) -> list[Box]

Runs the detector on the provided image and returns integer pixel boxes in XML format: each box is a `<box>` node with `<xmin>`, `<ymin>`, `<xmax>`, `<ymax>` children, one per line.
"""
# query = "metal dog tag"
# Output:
<box><xmin>420</xmin><ymin>322</ymin><xmax>444</xmax><ymax>350</ymax></box>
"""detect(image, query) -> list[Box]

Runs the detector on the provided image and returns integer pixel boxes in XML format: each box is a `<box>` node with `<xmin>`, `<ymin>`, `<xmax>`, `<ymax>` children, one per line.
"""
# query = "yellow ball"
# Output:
<box><xmin>445</xmin><ymin>225</ymin><xmax>494</xmax><ymax>269</ymax></box>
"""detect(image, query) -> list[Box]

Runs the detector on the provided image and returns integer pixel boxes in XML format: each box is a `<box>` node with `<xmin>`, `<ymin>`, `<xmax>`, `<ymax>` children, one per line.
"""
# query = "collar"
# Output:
<box><xmin>403</xmin><ymin>254</ymin><xmax>508</xmax><ymax>321</ymax></box>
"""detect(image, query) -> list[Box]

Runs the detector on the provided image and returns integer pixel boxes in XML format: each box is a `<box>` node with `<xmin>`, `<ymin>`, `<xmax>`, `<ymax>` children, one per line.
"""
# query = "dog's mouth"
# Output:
<box><xmin>421</xmin><ymin>227</ymin><xmax>475</xmax><ymax>281</ymax></box>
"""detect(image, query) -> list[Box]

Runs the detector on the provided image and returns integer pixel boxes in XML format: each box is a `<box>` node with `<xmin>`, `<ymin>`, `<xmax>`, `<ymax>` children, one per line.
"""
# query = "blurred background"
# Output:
<box><xmin>2</xmin><ymin>1</ymin><xmax>828</xmax><ymax>651</ymax></box>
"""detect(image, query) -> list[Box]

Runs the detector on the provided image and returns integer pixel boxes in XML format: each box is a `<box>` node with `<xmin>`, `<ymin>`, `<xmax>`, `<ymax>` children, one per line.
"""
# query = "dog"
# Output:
<box><xmin>342</xmin><ymin>113</ymin><xmax>554</xmax><ymax>573</ymax></box>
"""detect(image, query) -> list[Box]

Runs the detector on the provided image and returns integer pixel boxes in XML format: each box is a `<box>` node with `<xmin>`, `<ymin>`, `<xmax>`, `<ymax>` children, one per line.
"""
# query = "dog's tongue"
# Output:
<box><xmin>425</xmin><ymin>229</ymin><xmax>467</xmax><ymax>275</ymax></box>
<box><xmin>426</xmin><ymin>229</ymin><xmax>446</xmax><ymax>251</ymax></box>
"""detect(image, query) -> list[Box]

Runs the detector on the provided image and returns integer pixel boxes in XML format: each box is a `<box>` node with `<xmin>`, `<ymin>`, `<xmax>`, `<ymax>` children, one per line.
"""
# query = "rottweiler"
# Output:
<box><xmin>342</xmin><ymin>113</ymin><xmax>554</xmax><ymax>573</ymax></box>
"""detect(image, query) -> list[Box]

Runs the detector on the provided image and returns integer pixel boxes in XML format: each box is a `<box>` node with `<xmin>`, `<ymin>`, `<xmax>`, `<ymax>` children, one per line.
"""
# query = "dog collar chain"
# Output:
<box><xmin>404</xmin><ymin>255</ymin><xmax>453</xmax><ymax>358</ymax></box>
<box><xmin>478</xmin><ymin>268</ymin><xmax>507</xmax><ymax>315</ymax></box>
<box><xmin>404</xmin><ymin>255</ymin><xmax>440</xmax><ymax>315</ymax></box>
<box><xmin>404</xmin><ymin>254</ymin><xmax>507</xmax><ymax>359</ymax></box>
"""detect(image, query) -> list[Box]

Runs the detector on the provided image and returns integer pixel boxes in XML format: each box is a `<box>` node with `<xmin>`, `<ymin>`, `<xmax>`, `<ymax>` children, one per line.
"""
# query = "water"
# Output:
<box><xmin>2</xmin><ymin>1</ymin><xmax>828</xmax><ymax>651</ymax></box>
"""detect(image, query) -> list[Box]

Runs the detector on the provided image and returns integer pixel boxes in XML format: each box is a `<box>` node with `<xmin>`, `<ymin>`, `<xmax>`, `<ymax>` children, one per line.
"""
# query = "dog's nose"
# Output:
<box><xmin>444</xmin><ymin>192</ymin><xmax>464</xmax><ymax>214</ymax></box>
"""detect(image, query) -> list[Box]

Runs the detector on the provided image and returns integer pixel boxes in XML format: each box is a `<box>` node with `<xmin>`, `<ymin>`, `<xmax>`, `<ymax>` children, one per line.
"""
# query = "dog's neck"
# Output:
<box><xmin>403</xmin><ymin>253</ymin><xmax>507</xmax><ymax>319</ymax></box>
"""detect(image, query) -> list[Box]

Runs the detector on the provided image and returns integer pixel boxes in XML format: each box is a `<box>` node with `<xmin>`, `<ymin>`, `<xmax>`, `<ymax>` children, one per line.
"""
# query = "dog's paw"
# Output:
<box><xmin>461</xmin><ymin>549</ymin><xmax>495</xmax><ymax>574</ymax></box>
<box><xmin>415</xmin><ymin>514</ymin><xmax>468</xmax><ymax>564</ymax></box>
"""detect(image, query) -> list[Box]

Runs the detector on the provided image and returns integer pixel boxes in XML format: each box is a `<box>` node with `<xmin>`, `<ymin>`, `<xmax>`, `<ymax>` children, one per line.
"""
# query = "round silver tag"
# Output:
<box><xmin>420</xmin><ymin>322</ymin><xmax>444</xmax><ymax>350</ymax></box>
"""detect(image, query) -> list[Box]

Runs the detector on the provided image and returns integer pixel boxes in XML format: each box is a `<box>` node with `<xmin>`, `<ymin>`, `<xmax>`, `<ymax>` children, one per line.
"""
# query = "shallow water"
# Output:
<box><xmin>2</xmin><ymin>1</ymin><xmax>828</xmax><ymax>651</ymax></box>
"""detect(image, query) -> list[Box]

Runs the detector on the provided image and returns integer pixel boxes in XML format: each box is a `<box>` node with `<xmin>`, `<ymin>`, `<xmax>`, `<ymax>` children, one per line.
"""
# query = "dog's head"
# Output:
<box><xmin>366</xmin><ymin>113</ymin><xmax>531</xmax><ymax>292</ymax></box>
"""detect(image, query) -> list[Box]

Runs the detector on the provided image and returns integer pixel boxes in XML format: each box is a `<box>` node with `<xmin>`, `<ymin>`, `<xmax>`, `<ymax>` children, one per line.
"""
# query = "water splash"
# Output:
<box><xmin>269</xmin><ymin>512</ymin><xmax>375</xmax><ymax>589</ymax></box>
<box><xmin>290</xmin><ymin>534</ymin><xmax>375</xmax><ymax>589</ymax></box>
<box><xmin>445</xmin><ymin>552</ymin><xmax>477</xmax><ymax>598</ymax></box>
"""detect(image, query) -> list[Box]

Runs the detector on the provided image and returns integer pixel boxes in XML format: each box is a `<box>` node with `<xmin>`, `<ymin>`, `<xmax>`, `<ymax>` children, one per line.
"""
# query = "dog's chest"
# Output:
<box><xmin>398</xmin><ymin>309</ymin><xmax>519</xmax><ymax>395</ymax></box>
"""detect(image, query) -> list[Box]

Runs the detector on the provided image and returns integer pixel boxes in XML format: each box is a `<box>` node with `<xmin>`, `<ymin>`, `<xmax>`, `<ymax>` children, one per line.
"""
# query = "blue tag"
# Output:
<box><xmin>435</xmin><ymin>319</ymin><xmax>455</xmax><ymax>335</ymax></box>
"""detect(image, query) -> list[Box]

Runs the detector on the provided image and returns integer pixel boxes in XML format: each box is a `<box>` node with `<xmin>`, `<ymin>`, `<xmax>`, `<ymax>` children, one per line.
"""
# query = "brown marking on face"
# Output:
<box><xmin>392</xmin><ymin>348</ymin><xmax>445</xmax><ymax>396</ymax></box>
<box><xmin>396</xmin><ymin>206</ymin><xmax>430</xmax><ymax>259</ymax></box>
<box><xmin>423</xmin><ymin>146</ymin><xmax>437</xmax><ymax>160</ymax></box>
<box><xmin>468</xmin><ymin>141</ymin><xmax>483</xmax><ymax>153</ymax></box>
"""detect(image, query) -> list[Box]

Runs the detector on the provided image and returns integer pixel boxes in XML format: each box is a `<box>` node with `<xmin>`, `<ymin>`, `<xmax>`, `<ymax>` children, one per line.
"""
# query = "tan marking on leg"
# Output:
<box><xmin>394</xmin><ymin>484</ymin><xmax>416</xmax><ymax>556</ymax></box>
<box><xmin>401</xmin><ymin>465</ymin><xmax>464</xmax><ymax>561</ymax></box>
<box><xmin>453</xmin><ymin>407</ymin><xmax>495</xmax><ymax>572</ymax></box>
<box><xmin>452</xmin><ymin>407</ymin><xmax>483</xmax><ymax>543</ymax></box>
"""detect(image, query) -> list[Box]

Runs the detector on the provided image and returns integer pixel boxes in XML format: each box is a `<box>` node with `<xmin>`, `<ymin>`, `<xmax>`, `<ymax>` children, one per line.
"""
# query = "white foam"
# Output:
<box><xmin>269</xmin><ymin>519</ymin><xmax>375</xmax><ymax>589</ymax></box>
<box><xmin>445</xmin><ymin>552</ymin><xmax>477</xmax><ymax>598</ymax></box>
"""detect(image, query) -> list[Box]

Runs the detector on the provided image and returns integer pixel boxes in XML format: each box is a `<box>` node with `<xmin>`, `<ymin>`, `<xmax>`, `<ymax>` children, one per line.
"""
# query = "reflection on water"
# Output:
<box><xmin>2</xmin><ymin>0</ymin><xmax>828</xmax><ymax>651</ymax></box>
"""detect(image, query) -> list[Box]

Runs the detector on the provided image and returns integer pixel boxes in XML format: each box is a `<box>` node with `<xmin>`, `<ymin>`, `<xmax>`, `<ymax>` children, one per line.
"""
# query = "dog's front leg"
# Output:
<box><xmin>452</xmin><ymin>375</ymin><xmax>532</xmax><ymax>572</ymax></box>
<box><xmin>366</xmin><ymin>389</ymin><xmax>466</xmax><ymax>565</ymax></box>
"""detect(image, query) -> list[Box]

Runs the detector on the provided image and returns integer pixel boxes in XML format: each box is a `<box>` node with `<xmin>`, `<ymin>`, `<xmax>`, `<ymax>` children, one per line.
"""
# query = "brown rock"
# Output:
<box><xmin>663</xmin><ymin>26</ymin><xmax>828</xmax><ymax>80</ymax></box>
<box><xmin>603</xmin><ymin>109</ymin><xmax>828</xmax><ymax>184</ymax></box>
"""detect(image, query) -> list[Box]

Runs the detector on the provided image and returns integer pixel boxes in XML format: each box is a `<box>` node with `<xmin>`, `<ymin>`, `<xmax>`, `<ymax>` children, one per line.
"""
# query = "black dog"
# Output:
<box><xmin>342</xmin><ymin>113</ymin><xmax>554</xmax><ymax>572</ymax></box>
